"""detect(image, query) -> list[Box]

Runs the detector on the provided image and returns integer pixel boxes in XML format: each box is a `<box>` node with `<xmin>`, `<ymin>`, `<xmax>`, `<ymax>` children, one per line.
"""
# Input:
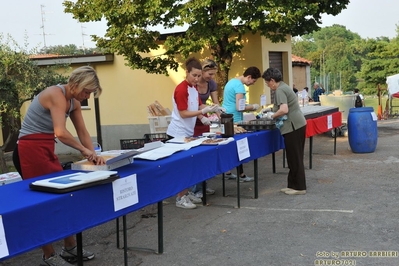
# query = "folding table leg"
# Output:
<box><xmin>254</xmin><ymin>159</ymin><xmax>258</xmax><ymax>199</ymax></box>
<box><xmin>309</xmin><ymin>136</ymin><xmax>313</xmax><ymax>169</ymax></box>
<box><xmin>236</xmin><ymin>167</ymin><xmax>240</xmax><ymax>208</ymax></box>
<box><xmin>272</xmin><ymin>152</ymin><xmax>276</xmax><ymax>173</ymax></box>
<box><xmin>222</xmin><ymin>173</ymin><xmax>226</xmax><ymax>197</ymax></box>
<box><xmin>123</xmin><ymin>216</ymin><xmax>128</xmax><ymax>266</ymax></box>
<box><xmin>202</xmin><ymin>180</ymin><xmax>207</xmax><ymax>206</ymax></box>
<box><xmin>116</xmin><ymin>218</ymin><xmax>120</xmax><ymax>248</ymax></box>
<box><xmin>76</xmin><ymin>232</ymin><xmax>83</xmax><ymax>266</ymax></box>
<box><xmin>334</xmin><ymin>128</ymin><xmax>337</xmax><ymax>155</ymax></box>
<box><xmin>283</xmin><ymin>149</ymin><xmax>286</xmax><ymax>168</ymax></box>
<box><xmin>157</xmin><ymin>201</ymin><xmax>164</xmax><ymax>254</ymax></box>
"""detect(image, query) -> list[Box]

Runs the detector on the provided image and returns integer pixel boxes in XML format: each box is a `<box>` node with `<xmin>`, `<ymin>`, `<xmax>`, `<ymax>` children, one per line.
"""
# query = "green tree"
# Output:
<box><xmin>357</xmin><ymin>34</ymin><xmax>399</xmax><ymax>94</ymax></box>
<box><xmin>292</xmin><ymin>24</ymin><xmax>361</xmax><ymax>93</ymax></box>
<box><xmin>64</xmin><ymin>0</ymin><xmax>349</xmax><ymax>97</ymax></box>
<box><xmin>0</xmin><ymin>35</ymin><xmax>68</xmax><ymax>173</ymax></box>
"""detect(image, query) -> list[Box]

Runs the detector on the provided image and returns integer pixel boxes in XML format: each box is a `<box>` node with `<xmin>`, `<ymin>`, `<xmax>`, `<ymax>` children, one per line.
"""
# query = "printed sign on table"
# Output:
<box><xmin>113</xmin><ymin>174</ymin><xmax>139</xmax><ymax>212</ymax></box>
<box><xmin>327</xmin><ymin>115</ymin><xmax>333</xmax><ymax>129</ymax></box>
<box><xmin>236</xmin><ymin>137</ymin><xmax>250</xmax><ymax>161</ymax></box>
<box><xmin>0</xmin><ymin>215</ymin><xmax>9</xmax><ymax>259</ymax></box>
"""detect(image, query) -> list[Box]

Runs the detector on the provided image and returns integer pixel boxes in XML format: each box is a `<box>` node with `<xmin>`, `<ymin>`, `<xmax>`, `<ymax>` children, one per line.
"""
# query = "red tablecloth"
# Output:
<box><xmin>306</xmin><ymin>112</ymin><xmax>342</xmax><ymax>138</ymax></box>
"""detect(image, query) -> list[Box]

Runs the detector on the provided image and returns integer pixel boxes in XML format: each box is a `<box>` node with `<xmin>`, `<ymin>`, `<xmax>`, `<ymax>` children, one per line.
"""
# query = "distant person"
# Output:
<box><xmin>312</xmin><ymin>82</ymin><xmax>324</xmax><ymax>102</ymax></box>
<box><xmin>354</xmin><ymin>88</ymin><xmax>365</xmax><ymax>107</ymax></box>
<box><xmin>304</xmin><ymin>87</ymin><xmax>313</xmax><ymax>102</ymax></box>
<box><xmin>293</xmin><ymin>84</ymin><xmax>298</xmax><ymax>94</ymax></box>
<box><xmin>320</xmin><ymin>83</ymin><xmax>326</xmax><ymax>93</ymax></box>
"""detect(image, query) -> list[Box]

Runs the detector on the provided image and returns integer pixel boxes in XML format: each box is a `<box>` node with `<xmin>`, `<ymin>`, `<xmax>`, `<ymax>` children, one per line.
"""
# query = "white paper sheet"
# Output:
<box><xmin>327</xmin><ymin>115</ymin><xmax>333</xmax><ymax>129</ymax></box>
<box><xmin>134</xmin><ymin>144</ymin><xmax>189</xmax><ymax>160</ymax></box>
<box><xmin>0</xmin><ymin>215</ymin><xmax>9</xmax><ymax>259</ymax></box>
<box><xmin>237</xmin><ymin>137</ymin><xmax>250</xmax><ymax>161</ymax></box>
<box><xmin>113</xmin><ymin>174</ymin><xmax>138</xmax><ymax>212</ymax></box>
<box><xmin>260</xmin><ymin>94</ymin><xmax>266</xmax><ymax>106</ymax></box>
<box><xmin>371</xmin><ymin>112</ymin><xmax>378</xmax><ymax>121</ymax></box>
<box><xmin>238</xmin><ymin>99</ymin><xmax>246</xmax><ymax>111</ymax></box>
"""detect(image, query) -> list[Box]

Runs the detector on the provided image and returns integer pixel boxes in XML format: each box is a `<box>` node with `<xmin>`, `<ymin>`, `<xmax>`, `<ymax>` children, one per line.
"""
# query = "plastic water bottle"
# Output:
<box><xmin>93</xmin><ymin>142</ymin><xmax>102</xmax><ymax>155</ymax></box>
<box><xmin>298</xmin><ymin>94</ymin><xmax>303</xmax><ymax>106</ymax></box>
<box><xmin>304</xmin><ymin>95</ymin><xmax>309</xmax><ymax>106</ymax></box>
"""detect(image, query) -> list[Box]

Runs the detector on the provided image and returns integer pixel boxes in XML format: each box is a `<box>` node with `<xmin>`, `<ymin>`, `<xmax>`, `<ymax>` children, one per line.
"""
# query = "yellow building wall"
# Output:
<box><xmin>227</xmin><ymin>33</ymin><xmax>264</xmax><ymax>105</ymax></box>
<box><xmin>261</xmin><ymin>35</ymin><xmax>292</xmax><ymax>104</ymax></box>
<box><xmin>94</xmin><ymin>55</ymin><xmax>179</xmax><ymax>126</ymax></box>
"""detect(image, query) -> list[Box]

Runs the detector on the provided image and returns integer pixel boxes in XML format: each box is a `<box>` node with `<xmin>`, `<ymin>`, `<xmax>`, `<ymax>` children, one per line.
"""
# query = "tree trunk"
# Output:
<box><xmin>0</xmin><ymin>149</ymin><xmax>9</xmax><ymax>174</ymax></box>
<box><xmin>211</xmin><ymin>42</ymin><xmax>232</xmax><ymax>104</ymax></box>
<box><xmin>0</xmin><ymin>115</ymin><xmax>20</xmax><ymax>173</ymax></box>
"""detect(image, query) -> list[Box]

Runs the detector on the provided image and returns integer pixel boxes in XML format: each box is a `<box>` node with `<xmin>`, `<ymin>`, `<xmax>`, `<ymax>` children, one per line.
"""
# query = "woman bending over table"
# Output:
<box><xmin>12</xmin><ymin>66</ymin><xmax>105</xmax><ymax>265</ymax></box>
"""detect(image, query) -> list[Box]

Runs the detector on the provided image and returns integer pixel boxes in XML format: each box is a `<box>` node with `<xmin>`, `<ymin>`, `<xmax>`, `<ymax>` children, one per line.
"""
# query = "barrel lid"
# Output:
<box><xmin>349</xmin><ymin>107</ymin><xmax>374</xmax><ymax>113</ymax></box>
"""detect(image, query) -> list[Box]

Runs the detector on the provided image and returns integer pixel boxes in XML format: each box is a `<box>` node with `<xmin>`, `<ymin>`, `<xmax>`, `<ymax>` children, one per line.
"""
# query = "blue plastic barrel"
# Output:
<box><xmin>347</xmin><ymin>107</ymin><xmax>378</xmax><ymax>153</ymax></box>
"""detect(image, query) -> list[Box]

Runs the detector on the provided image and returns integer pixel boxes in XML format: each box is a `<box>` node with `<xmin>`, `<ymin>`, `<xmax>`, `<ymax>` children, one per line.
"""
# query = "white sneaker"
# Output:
<box><xmin>194</xmin><ymin>191</ymin><xmax>203</xmax><ymax>198</ymax></box>
<box><xmin>176</xmin><ymin>195</ymin><xmax>197</xmax><ymax>209</ymax></box>
<box><xmin>239</xmin><ymin>175</ymin><xmax>254</xmax><ymax>182</ymax></box>
<box><xmin>206</xmin><ymin>187</ymin><xmax>215</xmax><ymax>195</ymax></box>
<box><xmin>187</xmin><ymin>192</ymin><xmax>202</xmax><ymax>204</ymax></box>
<box><xmin>224</xmin><ymin>173</ymin><xmax>237</xmax><ymax>179</ymax></box>
<box><xmin>284</xmin><ymin>189</ymin><xmax>306</xmax><ymax>195</ymax></box>
<box><xmin>42</xmin><ymin>254</ymin><xmax>74</xmax><ymax>266</ymax></box>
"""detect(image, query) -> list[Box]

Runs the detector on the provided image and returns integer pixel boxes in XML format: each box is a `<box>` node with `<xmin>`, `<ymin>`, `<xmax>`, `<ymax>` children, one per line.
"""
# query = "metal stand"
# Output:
<box><xmin>76</xmin><ymin>232</ymin><xmax>83</xmax><ymax>266</ymax></box>
<box><xmin>202</xmin><ymin>180</ymin><xmax>207</xmax><ymax>205</ymax></box>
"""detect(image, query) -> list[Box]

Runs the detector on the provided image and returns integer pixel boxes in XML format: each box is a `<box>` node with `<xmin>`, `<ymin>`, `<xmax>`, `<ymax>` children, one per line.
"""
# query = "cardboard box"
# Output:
<box><xmin>71</xmin><ymin>150</ymin><xmax>137</xmax><ymax>171</ymax></box>
<box><xmin>148</xmin><ymin>115</ymin><xmax>172</xmax><ymax>133</ymax></box>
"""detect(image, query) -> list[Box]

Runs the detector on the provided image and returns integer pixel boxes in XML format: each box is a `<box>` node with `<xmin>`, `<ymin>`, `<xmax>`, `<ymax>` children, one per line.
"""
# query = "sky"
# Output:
<box><xmin>0</xmin><ymin>0</ymin><xmax>398</xmax><ymax>51</ymax></box>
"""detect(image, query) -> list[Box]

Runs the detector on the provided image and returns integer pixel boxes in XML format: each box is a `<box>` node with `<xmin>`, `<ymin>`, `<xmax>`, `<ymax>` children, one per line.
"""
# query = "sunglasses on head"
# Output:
<box><xmin>203</xmin><ymin>61</ymin><xmax>217</xmax><ymax>70</ymax></box>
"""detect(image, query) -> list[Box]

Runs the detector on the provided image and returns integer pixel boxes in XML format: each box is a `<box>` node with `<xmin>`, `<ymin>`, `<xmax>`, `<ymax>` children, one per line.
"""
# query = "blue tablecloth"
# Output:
<box><xmin>0</xmin><ymin>130</ymin><xmax>284</xmax><ymax>260</ymax></box>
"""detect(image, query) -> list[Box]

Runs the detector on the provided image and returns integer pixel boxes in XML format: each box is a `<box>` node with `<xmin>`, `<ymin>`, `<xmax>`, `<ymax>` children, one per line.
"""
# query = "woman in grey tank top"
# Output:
<box><xmin>12</xmin><ymin>66</ymin><xmax>103</xmax><ymax>265</ymax></box>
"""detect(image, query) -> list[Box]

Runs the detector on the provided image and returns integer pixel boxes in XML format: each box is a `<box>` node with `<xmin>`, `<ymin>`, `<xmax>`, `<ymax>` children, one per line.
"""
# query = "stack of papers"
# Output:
<box><xmin>134</xmin><ymin>140</ymin><xmax>202</xmax><ymax>160</ymax></box>
<box><xmin>134</xmin><ymin>137</ymin><xmax>235</xmax><ymax>160</ymax></box>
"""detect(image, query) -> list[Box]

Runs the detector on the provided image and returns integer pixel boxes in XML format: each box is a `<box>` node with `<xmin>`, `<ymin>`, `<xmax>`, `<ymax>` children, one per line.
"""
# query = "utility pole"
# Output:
<box><xmin>323</xmin><ymin>50</ymin><xmax>325</xmax><ymax>90</ymax></box>
<box><xmin>339</xmin><ymin>71</ymin><xmax>342</xmax><ymax>90</ymax></box>
<box><xmin>39</xmin><ymin>5</ymin><xmax>53</xmax><ymax>53</ymax></box>
<box><xmin>80</xmin><ymin>23</ymin><xmax>87</xmax><ymax>55</ymax></box>
<box><xmin>40</xmin><ymin>5</ymin><xmax>47</xmax><ymax>51</ymax></box>
<box><xmin>319</xmin><ymin>54</ymin><xmax>322</xmax><ymax>85</ymax></box>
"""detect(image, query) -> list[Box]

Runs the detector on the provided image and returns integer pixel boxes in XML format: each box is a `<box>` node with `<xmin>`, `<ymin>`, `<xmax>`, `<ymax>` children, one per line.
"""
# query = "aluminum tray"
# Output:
<box><xmin>236</xmin><ymin>119</ymin><xmax>276</xmax><ymax>131</ymax></box>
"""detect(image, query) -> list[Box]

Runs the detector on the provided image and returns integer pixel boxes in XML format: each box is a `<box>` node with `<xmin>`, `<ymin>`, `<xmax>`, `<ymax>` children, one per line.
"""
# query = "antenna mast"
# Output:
<box><xmin>40</xmin><ymin>5</ymin><xmax>47</xmax><ymax>51</ymax></box>
<box><xmin>80</xmin><ymin>23</ymin><xmax>87</xmax><ymax>54</ymax></box>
